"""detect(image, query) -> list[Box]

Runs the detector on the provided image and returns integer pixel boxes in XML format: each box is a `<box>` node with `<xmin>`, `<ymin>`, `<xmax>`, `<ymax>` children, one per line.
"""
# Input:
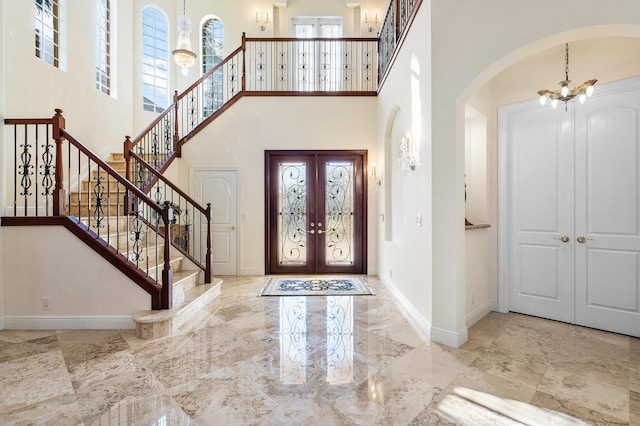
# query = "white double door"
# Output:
<box><xmin>503</xmin><ymin>78</ymin><xmax>640</xmax><ymax>337</ymax></box>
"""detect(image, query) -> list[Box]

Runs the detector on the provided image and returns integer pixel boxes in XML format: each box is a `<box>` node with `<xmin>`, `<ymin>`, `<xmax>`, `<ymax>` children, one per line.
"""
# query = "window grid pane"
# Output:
<box><xmin>202</xmin><ymin>18</ymin><xmax>224</xmax><ymax>116</ymax></box>
<box><xmin>96</xmin><ymin>0</ymin><xmax>111</xmax><ymax>95</ymax></box>
<box><xmin>142</xmin><ymin>7</ymin><xmax>169</xmax><ymax>112</ymax></box>
<box><xmin>34</xmin><ymin>0</ymin><xmax>60</xmax><ymax>67</ymax></box>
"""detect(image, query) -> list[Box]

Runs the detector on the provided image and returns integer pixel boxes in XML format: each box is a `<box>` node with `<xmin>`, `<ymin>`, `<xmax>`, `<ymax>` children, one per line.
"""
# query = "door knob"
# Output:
<box><xmin>310</xmin><ymin>222</ymin><xmax>315</xmax><ymax>227</ymax></box>
<box><xmin>553</xmin><ymin>235</ymin><xmax>570</xmax><ymax>243</ymax></box>
<box><xmin>230</xmin><ymin>225</ymin><xmax>236</xmax><ymax>231</ymax></box>
<box><xmin>307</xmin><ymin>229</ymin><xmax>315</xmax><ymax>234</ymax></box>
<box><xmin>577</xmin><ymin>236</ymin><xmax>593</xmax><ymax>243</ymax></box>
<box><xmin>317</xmin><ymin>229</ymin><xmax>325</xmax><ymax>234</ymax></box>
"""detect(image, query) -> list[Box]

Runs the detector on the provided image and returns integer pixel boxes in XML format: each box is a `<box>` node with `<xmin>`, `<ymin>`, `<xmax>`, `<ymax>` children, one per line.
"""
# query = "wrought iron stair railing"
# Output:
<box><xmin>124</xmin><ymin>137</ymin><xmax>212</xmax><ymax>283</ymax></box>
<box><xmin>3</xmin><ymin>110</ymin><xmax>175</xmax><ymax>310</ymax></box>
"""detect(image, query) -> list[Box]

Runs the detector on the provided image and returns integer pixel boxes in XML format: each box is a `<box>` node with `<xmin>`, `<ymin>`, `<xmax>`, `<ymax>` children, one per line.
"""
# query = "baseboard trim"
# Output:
<box><xmin>379</xmin><ymin>276</ymin><xmax>431</xmax><ymax>341</ymax></box>
<box><xmin>465</xmin><ymin>299</ymin><xmax>494</xmax><ymax>327</ymax></box>
<box><xmin>431</xmin><ymin>325</ymin><xmax>468</xmax><ymax>348</ymax></box>
<box><xmin>4</xmin><ymin>316</ymin><xmax>136</xmax><ymax>330</ymax></box>
<box><xmin>240</xmin><ymin>268</ymin><xmax>264</xmax><ymax>276</ymax></box>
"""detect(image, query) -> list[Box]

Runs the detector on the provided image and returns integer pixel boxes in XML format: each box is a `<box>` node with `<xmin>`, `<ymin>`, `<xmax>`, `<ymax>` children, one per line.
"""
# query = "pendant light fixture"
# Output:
<box><xmin>172</xmin><ymin>0</ymin><xmax>197</xmax><ymax>76</ymax></box>
<box><xmin>537</xmin><ymin>43</ymin><xmax>597</xmax><ymax>110</ymax></box>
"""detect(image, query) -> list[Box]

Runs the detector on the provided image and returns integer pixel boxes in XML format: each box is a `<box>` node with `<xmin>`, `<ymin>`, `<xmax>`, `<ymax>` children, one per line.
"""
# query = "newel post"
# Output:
<box><xmin>161</xmin><ymin>201</ymin><xmax>174</xmax><ymax>309</ymax></box>
<box><xmin>205</xmin><ymin>202</ymin><xmax>212</xmax><ymax>283</ymax></box>
<box><xmin>52</xmin><ymin>109</ymin><xmax>66</xmax><ymax>216</ymax></box>
<box><xmin>173</xmin><ymin>90</ymin><xmax>181</xmax><ymax>158</ymax></box>
<box><xmin>241</xmin><ymin>32</ymin><xmax>247</xmax><ymax>92</ymax></box>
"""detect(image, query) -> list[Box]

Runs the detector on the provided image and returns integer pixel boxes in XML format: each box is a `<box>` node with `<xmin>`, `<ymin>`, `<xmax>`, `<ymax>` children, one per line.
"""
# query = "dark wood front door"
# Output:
<box><xmin>265</xmin><ymin>150</ymin><xmax>367</xmax><ymax>274</ymax></box>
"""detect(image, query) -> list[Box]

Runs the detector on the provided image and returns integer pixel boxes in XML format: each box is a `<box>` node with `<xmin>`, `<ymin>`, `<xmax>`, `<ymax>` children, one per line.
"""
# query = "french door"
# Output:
<box><xmin>265</xmin><ymin>150</ymin><xmax>367</xmax><ymax>274</ymax></box>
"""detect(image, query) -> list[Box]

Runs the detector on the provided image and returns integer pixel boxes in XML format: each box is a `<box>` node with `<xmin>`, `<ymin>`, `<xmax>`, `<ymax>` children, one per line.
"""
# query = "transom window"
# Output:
<box><xmin>202</xmin><ymin>17</ymin><xmax>224</xmax><ymax>116</ymax></box>
<box><xmin>142</xmin><ymin>7</ymin><xmax>169</xmax><ymax>112</ymax></box>
<box><xmin>34</xmin><ymin>0</ymin><xmax>60</xmax><ymax>67</ymax></box>
<box><xmin>96</xmin><ymin>0</ymin><xmax>112</xmax><ymax>95</ymax></box>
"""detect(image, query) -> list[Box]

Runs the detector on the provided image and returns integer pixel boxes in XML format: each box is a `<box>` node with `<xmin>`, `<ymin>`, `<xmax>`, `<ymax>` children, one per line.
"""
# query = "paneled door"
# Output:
<box><xmin>501</xmin><ymin>77</ymin><xmax>640</xmax><ymax>337</ymax></box>
<box><xmin>265</xmin><ymin>151</ymin><xmax>367</xmax><ymax>275</ymax></box>
<box><xmin>574</xmin><ymin>87</ymin><xmax>640</xmax><ymax>337</ymax></box>
<box><xmin>192</xmin><ymin>169</ymin><xmax>238</xmax><ymax>275</ymax></box>
<box><xmin>507</xmin><ymin>105</ymin><xmax>574</xmax><ymax>323</ymax></box>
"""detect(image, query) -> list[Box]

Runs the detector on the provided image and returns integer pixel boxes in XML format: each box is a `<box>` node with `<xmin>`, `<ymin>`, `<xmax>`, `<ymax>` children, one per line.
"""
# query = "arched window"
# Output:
<box><xmin>201</xmin><ymin>17</ymin><xmax>224</xmax><ymax>116</ymax></box>
<box><xmin>142</xmin><ymin>6</ymin><xmax>168</xmax><ymax>112</ymax></box>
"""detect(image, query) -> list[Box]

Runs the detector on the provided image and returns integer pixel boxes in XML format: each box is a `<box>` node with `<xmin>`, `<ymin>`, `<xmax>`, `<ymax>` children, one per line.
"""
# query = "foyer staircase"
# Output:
<box><xmin>66</xmin><ymin>152</ymin><xmax>221</xmax><ymax>339</ymax></box>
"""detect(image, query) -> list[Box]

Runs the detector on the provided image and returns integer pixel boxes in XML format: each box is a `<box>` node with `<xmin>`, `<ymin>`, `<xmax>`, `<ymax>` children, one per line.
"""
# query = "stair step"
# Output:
<box><xmin>133</xmin><ymin>278</ymin><xmax>223</xmax><ymax>339</ymax></box>
<box><xmin>66</xmin><ymin>203</ymin><xmax>126</xmax><ymax>217</ymax></box>
<box><xmin>69</xmin><ymin>191</ymin><xmax>128</xmax><ymax>205</ymax></box>
<box><xmin>81</xmin><ymin>179</ymin><xmax>130</xmax><ymax>192</ymax></box>
<box><xmin>172</xmin><ymin>270</ymin><xmax>201</xmax><ymax>305</ymax></box>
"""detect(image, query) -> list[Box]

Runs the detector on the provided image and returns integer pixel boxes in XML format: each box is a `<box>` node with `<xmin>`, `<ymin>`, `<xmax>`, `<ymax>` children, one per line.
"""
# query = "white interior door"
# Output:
<box><xmin>508</xmin><ymin>106</ymin><xmax>574</xmax><ymax>323</ymax></box>
<box><xmin>501</xmin><ymin>77</ymin><xmax>640</xmax><ymax>338</ymax></box>
<box><xmin>192</xmin><ymin>169</ymin><xmax>238</xmax><ymax>276</ymax></box>
<box><xmin>574</xmin><ymin>86</ymin><xmax>640</xmax><ymax>336</ymax></box>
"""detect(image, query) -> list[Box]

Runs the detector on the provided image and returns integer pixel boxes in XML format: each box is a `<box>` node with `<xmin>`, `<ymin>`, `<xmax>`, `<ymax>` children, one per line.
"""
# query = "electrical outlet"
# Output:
<box><xmin>416</xmin><ymin>214</ymin><xmax>423</xmax><ymax>227</ymax></box>
<box><xmin>471</xmin><ymin>294</ymin><xmax>475</xmax><ymax>306</ymax></box>
<box><xmin>41</xmin><ymin>297</ymin><xmax>51</xmax><ymax>310</ymax></box>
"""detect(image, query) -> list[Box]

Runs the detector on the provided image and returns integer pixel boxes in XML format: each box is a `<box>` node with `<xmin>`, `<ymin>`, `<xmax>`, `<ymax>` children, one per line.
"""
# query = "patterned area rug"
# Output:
<box><xmin>260</xmin><ymin>277</ymin><xmax>374</xmax><ymax>296</ymax></box>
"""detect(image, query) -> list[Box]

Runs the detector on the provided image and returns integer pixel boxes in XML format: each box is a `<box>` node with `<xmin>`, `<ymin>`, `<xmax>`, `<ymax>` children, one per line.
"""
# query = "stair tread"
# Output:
<box><xmin>172</xmin><ymin>269</ymin><xmax>200</xmax><ymax>283</ymax></box>
<box><xmin>132</xmin><ymin>278</ymin><xmax>222</xmax><ymax>323</ymax></box>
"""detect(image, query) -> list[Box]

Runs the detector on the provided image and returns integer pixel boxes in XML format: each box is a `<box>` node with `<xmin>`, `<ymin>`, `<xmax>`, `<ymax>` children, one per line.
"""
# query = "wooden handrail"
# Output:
<box><xmin>244</xmin><ymin>36</ymin><xmax>377</xmax><ymax>42</ymax></box>
<box><xmin>176</xmin><ymin>45</ymin><xmax>244</xmax><ymax>102</ymax></box>
<box><xmin>129</xmin><ymin>152</ymin><xmax>208</xmax><ymax>215</ymax></box>
<box><xmin>130</xmin><ymin>102</ymin><xmax>177</xmax><ymax>146</ymax></box>
<box><xmin>4</xmin><ymin>118</ymin><xmax>54</xmax><ymax>125</ymax></box>
<box><xmin>61</xmin><ymin>129</ymin><xmax>164</xmax><ymax>215</ymax></box>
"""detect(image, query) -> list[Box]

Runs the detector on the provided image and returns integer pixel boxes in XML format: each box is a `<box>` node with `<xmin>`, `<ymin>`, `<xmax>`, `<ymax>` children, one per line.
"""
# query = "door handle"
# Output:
<box><xmin>230</xmin><ymin>226</ymin><xmax>236</xmax><ymax>231</ymax></box>
<box><xmin>307</xmin><ymin>229</ymin><xmax>315</xmax><ymax>234</ymax></box>
<box><xmin>553</xmin><ymin>235</ymin><xmax>570</xmax><ymax>243</ymax></box>
<box><xmin>577</xmin><ymin>236</ymin><xmax>593</xmax><ymax>243</ymax></box>
<box><xmin>317</xmin><ymin>229</ymin><xmax>325</xmax><ymax>234</ymax></box>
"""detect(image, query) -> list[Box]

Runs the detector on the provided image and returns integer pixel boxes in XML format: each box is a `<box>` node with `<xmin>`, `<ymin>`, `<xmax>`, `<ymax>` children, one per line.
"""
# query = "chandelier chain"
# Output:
<box><xmin>564</xmin><ymin>43</ymin><xmax>569</xmax><ymax>81</ymax></box>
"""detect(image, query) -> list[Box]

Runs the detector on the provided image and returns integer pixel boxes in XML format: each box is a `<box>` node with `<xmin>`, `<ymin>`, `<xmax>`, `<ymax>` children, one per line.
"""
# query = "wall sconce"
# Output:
<box><xmin>399</xmin><ymin>134</ymin><xmax>418</xmax><ymax>175</ymax></box>
<box><xmin>369</xmin><ymin>163</ymin><xmax>382</xmax><ymax>186</ymax></box>
<box><xmin>256</xmin><ymin>9</ymin><xmax>270</xmax><ymax>32</ymax></box>
<box><xmin>362</xmin><ymin>11</ymin><xmax>380</xmax><ymax>34</ymax></box>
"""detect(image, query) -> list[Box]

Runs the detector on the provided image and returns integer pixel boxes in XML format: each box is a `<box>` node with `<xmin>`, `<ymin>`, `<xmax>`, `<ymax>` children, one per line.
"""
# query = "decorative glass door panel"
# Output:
<box><xmin>323</xmin><ymin>161</ymin><xmax>354</xmax><ymax>266</ymax></box>
<box><xmin>277</xmin><ymin>162</ymin><xmax>309</xmax><ymax>266</ymax></box>
<box><xmin>266</xmin><ymin>151</ymin><xmax>366</xmax><ymax>274</ymax></box>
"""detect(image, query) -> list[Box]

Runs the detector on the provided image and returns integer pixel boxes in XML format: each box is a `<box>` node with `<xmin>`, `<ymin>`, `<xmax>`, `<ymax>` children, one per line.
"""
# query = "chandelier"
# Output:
<box><xmin>172</xmin><ymin>0</ymin><xmax>197</xmax><ymax>76</ymax></box>
<box><xmin>537</xmin><ymin>43</ymin><xmax>597</xmax><ymax>110</ymax></box>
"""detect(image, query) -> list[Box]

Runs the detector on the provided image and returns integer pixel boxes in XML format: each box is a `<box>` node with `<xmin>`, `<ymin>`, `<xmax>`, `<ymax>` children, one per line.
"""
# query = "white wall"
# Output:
<box><xmin>376</xmin><ymin>4</ymin><xmax>433</xmax><ymax>338</ymax></box>
<box><xmin>2</xmin><ymin>0</ymin><xmax>134</xmax><ymax>149</ymax></box>
<box><xmin>175</xmin><ymin>96</ymin><xmax>378</xmax><ymax>275</ymax></box>
<box><xmin>2</xmin><ymin>226</ymin><xmax>150</xmax><ymax>329</ymax></box>
<box><xmin>0</xmin><ymin>0</ymin><xmax>5</xmax><ymax>329</ymax></box>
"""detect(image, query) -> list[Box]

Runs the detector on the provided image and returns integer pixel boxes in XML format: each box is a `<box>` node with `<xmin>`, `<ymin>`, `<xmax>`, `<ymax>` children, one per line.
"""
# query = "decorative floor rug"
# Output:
<box><xmin>260</xmin><ymin>277</ymin><xmax>375</xmax><ymax>296</ymax></box>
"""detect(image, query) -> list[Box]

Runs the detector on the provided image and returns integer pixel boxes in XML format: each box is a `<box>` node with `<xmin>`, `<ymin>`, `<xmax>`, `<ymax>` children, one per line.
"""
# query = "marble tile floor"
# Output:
<box><xmin>0</xmin><ymin>276</ymin><xmax>638</xmax><ymax>425</ymax></box>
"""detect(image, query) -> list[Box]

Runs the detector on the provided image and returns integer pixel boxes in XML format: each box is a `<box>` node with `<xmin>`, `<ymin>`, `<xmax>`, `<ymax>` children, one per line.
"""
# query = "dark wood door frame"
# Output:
<box><xmin>265</xmin><ymin>150</ymin><xmax>368</xmax><ymax>275</ymax></box>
